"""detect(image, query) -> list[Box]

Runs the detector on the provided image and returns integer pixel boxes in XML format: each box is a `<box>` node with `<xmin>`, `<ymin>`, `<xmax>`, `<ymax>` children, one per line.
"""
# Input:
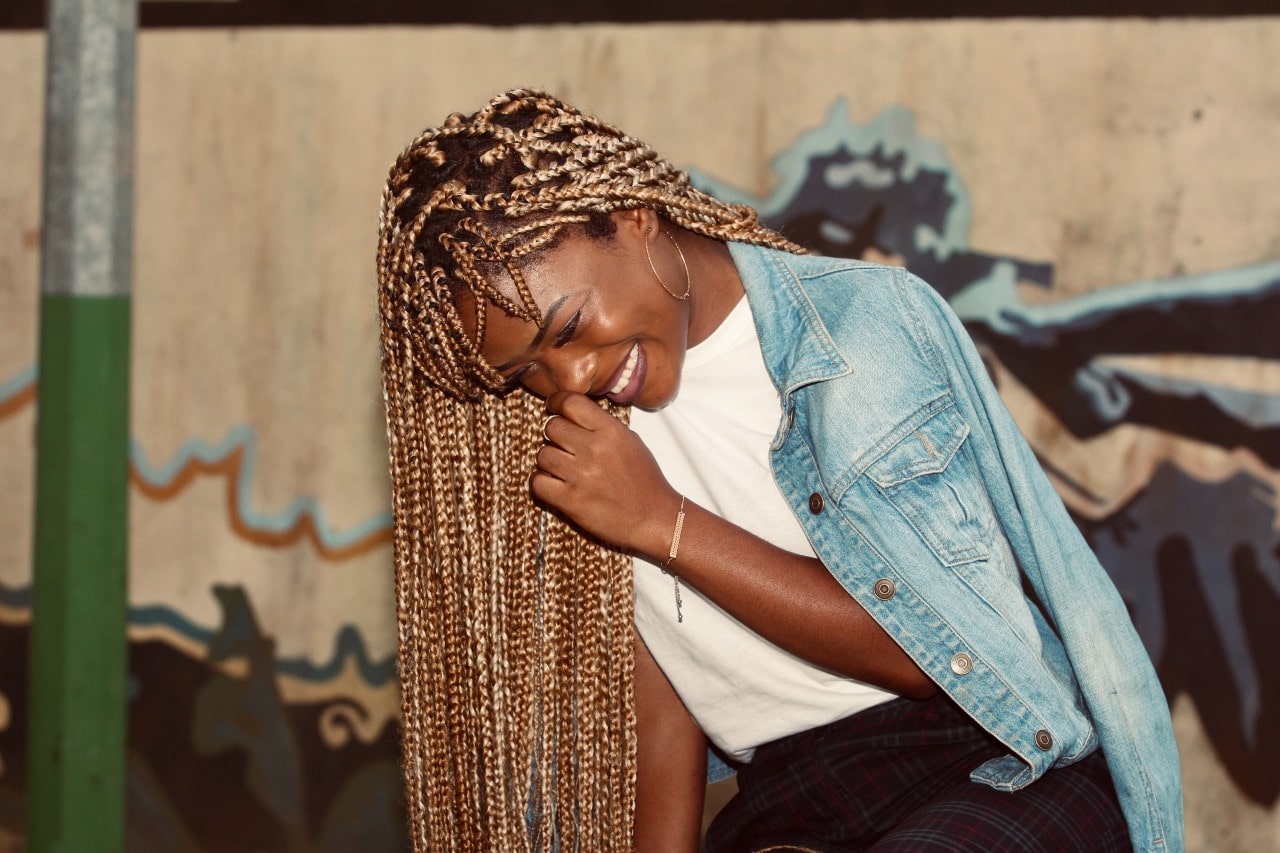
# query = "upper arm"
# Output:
<box><xmin>634</xmin><ymin>632</ymin><xmax>707</xmax><ymax>853</ymax></box>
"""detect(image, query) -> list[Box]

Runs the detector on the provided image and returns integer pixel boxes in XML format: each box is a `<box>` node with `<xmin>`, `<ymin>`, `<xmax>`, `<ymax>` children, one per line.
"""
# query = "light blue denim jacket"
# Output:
<box><xmin>729</xmin><ymin>242</ymin><xmax>1183</xmax><ymax>852</ymax></box>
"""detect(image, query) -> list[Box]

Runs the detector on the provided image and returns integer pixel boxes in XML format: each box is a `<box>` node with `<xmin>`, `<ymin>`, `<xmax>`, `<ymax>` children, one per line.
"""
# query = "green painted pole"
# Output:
<box><xmin>29</xmin><ymin>0</ymin><xmax>137</xmax><ymax>850</ymax></box>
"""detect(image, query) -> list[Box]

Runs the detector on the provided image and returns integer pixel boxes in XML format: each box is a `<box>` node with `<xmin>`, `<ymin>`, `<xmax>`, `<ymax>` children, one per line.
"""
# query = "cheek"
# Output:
<box><xmin>659</xmin><ymin>339</ymin><xmax>691</xmax><ymax>394</ymax></box>
<box><xmin>518</xmin><ymin>372</ymin><xmax>556</xmax><ymax>400</ymax></box>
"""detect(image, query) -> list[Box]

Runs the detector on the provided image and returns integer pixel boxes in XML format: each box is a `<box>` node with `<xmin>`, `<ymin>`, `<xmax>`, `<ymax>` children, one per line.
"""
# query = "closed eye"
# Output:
<box><xmin>502</xmin><ymin>363</ymin><xmax>534</xmax><ymax>390</ymax></box>
<box><xmin>553</xmin><ymin>311</ymin><xmax>580</xmax><ymax>348</ymax></box>
<box><xmin>499</xmin><ymin>307</ymin><xmax>579</xmax><ymax>390</ymax></box>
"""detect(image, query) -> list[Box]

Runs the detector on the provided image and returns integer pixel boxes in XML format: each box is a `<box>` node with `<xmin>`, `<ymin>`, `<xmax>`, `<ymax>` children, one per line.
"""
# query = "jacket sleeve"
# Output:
<box><xmin>901</xmin><ymin>270</ymin><xmax>1184</xmax><ymax>853</ymax></box>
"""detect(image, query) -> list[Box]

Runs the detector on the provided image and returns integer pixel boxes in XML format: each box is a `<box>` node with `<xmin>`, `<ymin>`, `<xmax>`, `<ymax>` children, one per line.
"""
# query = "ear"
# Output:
<box><xmin>612</xmin><ymin>208</ymin><xmax>660</xmax><ymax>242</ymax></box>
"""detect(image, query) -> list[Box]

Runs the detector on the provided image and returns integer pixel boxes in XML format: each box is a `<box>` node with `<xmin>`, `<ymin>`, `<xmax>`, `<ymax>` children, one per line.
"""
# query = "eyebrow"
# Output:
<box><xmin>495</xmin><ymin>294</ymin><xmax>571</xmax><ymax>372</ymax></box>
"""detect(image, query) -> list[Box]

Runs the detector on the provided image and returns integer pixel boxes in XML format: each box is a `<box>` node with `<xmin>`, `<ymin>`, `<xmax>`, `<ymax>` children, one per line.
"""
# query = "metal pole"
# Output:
<box><xmin>30</xmin><ymin>0</ymin><xmax>137</xmax><ymax>849</ymax></box>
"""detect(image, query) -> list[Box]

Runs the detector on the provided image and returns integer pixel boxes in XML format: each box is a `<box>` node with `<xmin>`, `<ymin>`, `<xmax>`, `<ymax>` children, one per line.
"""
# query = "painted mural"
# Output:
<box><xmin>2</xmin><ymin>92</ymin><xmax>1277</xmax><ymax>849</ymax></box>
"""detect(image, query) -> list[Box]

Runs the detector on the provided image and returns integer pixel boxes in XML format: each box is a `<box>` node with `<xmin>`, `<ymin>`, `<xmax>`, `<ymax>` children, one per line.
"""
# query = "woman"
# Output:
<box><xmin>376</xmin><ymin>89</ymin><xmax>1182</xmax><ymax>852</ymax></box>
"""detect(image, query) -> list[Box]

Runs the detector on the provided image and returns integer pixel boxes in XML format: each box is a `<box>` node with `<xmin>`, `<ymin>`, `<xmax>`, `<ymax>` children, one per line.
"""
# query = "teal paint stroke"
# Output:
<box><xmin>1088</xmin><ymin>365</ymin><xmax>1280</xmax><ymax>431</ymax></box>
<box><xmin>128</xmin><ymin>426</ymin><xmax>392</xmax><ymax>548</ymax></box>
<box><xmin>950</xmin><ymin>257</ymin><xmax>1280</xmax><ymax>337</ymax></box>
<box><xmin>1</xmin><ymin>367</ymin><xmax>393</xmax><ymax>552</ymax></box>
<box><xmin>0</xmin><ymin>364</ymin><xmax>37</xmax><ymax>402</ymax></box>
<box><xmin>1</xmin><ymin>579</ymin><xmax>394</xmax><ymax>687</ymax></box>
<box><xmin>689</xmin><ymin>101</ymin><xmax>972</xmax><ymax>261</ymax></box>
<box><xmin>2</xmin><ymin>366</ymin><xmax>396</xmax><ymax>688</ymax></box>
<box><xmin>948</xmin><ymin>257</ymin><xmax>1280</xmax><ymax>432</ymax></box>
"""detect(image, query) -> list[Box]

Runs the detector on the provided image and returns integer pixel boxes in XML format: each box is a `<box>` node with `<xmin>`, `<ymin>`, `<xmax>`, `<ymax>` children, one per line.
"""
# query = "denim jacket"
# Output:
<box><xmin>729</xmin><ymin>242</ymin><xmax>1183</xmax><ymax>852</ymax></box>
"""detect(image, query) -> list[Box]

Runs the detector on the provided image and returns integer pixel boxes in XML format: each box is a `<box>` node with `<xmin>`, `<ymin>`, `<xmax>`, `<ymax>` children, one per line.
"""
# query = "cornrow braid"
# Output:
<box><xmin>376</xmin><ymin>88</ymin><xmax>803</xmax><ymax>852</ymax></box>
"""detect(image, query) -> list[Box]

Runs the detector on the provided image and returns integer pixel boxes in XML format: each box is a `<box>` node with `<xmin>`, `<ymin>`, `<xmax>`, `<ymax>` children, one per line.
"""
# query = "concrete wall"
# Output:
<box><xmin>1</xmin><ymin>18</ymin><xmax>1278</xmax><ymax>850</ymax></box>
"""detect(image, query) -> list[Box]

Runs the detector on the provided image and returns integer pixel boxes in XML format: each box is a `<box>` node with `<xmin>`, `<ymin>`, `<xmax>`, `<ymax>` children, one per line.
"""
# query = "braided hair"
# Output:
<box><xmin>376</xmin><ymin>88</ymin><xmax>802</xmax><ymax>851</ymax></box>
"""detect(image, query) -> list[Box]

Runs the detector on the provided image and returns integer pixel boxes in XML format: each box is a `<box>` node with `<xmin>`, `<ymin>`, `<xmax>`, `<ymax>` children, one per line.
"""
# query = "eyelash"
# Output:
<box><xmin>553</xmin><ymin>312</ymin><xmax>580</xmax><ymax>347</ymax></box>
<box><xmin>505</xmin><ymin>365</ymin><xmax>533</xmax><ymax>387</ymax></box>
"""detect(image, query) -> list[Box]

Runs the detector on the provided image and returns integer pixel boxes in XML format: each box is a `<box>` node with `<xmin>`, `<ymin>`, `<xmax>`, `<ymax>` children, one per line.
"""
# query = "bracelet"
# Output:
<box><xmin>660</xmin><ymin>495</ymin><xmax>687</xmax><ymax>623</ymax></box>
<box><xmin>663</xmin><ymin>494</ymin><xmax>687</xmax><ymax>568</ymax></box>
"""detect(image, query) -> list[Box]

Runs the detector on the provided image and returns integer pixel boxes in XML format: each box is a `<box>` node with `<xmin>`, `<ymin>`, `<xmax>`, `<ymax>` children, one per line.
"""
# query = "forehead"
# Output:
<box><xmin>459</xmin><ymin>231</ymin><xmax>604</xmax><ymax>362</ymax></box>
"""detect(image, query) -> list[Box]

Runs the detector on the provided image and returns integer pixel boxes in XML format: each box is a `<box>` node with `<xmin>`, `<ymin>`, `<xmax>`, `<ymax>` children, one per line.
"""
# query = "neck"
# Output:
<box><xmin>682</xmin><ymin>233</ymin><xmax>745</xmax><ymax>348</ymax></box>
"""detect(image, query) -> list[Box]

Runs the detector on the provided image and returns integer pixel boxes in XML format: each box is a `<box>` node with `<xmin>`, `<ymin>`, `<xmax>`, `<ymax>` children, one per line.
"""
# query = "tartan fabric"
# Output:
<box><xmin>705</xmin><ymin>693</ymin><xmax>1131</xmax><ymax>853</ymax></box>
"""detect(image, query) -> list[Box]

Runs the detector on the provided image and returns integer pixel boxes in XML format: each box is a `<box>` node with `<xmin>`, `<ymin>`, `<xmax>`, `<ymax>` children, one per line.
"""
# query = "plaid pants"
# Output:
<box><xmin>705</xmin><ymin>693</ymin><xmax>1131</xmax><ymax>853</ymax></box>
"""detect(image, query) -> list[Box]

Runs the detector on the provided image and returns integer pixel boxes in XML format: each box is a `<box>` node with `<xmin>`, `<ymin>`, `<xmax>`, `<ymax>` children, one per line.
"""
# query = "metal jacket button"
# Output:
<box><xmin>788</xmin><ymin>406</ymin><xmax>796</xmax><ymax>428</ymax></box>
<box><xmin>950</xmin><ymin>652</ymin><xmax>973</xmax><ymax>675</ymax></box>
<box><xmin>873</xmin><ymin>578</ymin><xmax>896</xmax><ymax>600</ymax></box>
<box><xmin>808</xmin><ymin>492</ymin><xmax>824</xmax><ymax>514</ymax></box>
<box><xmin>1035</xmin><ymin>729</ymin><xmax>1053</xmax><ymax>750</ymax></box>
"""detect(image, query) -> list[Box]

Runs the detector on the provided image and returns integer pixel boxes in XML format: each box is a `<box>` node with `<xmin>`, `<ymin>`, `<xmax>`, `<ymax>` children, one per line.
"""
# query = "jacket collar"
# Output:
<box><xmin>728</xmin><ymin>242</ymin><xmax>853</xmax><ymax>398</ymax></box>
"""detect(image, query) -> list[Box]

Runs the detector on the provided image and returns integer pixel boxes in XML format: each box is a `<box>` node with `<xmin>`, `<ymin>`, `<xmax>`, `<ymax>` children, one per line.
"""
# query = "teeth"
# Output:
<box><xmin>609</xmin><ymin>344</ymin><xmax>639</xmax><ymax>395</ymax></box>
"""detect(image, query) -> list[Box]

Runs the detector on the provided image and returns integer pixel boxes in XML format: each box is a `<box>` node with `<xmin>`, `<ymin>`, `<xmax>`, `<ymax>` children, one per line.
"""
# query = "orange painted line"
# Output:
<box><xmin>0</xmin><ymin>382</ymin><xmax>35</xmax><ymax>420</ymax></box>
<box><xmin>129</xmin><ymin>444</ymin><xmax>391</xmax><ymax>562</ymax></box>
<box><xmin>6</xmin><ymin>375</ymin><xmax>389</xmax><ymax>562</ymax></box>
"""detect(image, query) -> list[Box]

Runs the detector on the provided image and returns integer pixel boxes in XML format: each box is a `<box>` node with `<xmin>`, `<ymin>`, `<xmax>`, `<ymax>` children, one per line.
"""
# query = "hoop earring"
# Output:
<box><xmin>645</xmin><ymin>227</ymin><xmax>692</xmax><ymax>301</ymax></box>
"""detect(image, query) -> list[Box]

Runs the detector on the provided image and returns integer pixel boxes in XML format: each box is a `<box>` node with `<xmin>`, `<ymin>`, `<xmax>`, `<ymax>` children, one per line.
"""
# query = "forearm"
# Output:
<box><xmin>638</xmin><ymin>495</ymin><xmax>936</xmax><ymax>699</ymax></box>
<box><xmin>529</xmin><ymin>391</ymin><xmax>933</xmax><ymax>698</ymax></box>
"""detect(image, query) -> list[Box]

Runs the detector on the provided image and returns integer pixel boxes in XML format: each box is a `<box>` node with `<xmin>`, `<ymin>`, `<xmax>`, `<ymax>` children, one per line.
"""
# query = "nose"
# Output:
<box><xmin>545</xmin><ymin>349</ymin><xmax>596</xmax><ymax>396</ymax></box>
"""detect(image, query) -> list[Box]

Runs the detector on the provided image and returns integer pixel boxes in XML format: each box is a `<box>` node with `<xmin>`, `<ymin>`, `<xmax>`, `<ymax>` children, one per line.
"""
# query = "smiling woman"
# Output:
<box><xmin>375</xmin><ymin>89</ymin><xmax>799</xmax><ymax>853</ymax></box>
<box><xmin>375</xmin><ymin>89</ymin><xmax>1182</xmax><ymax>853</ymax></box>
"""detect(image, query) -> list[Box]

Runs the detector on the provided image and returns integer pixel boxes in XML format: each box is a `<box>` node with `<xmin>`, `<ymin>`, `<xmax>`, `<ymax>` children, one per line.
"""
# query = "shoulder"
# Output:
<box><xmin>730</xmin><ymin>242</ymin><xmax>925</xmax><ymax>317</ymax></box>
<box><xmin>731</xmin><ymin>241</ymin><xmax>895</xmax><ymax>286</ymax></box>
<box><xmin>730</xmin><ymin>242</ymin><xmax>958</xmax><ymax>397</ymax></box>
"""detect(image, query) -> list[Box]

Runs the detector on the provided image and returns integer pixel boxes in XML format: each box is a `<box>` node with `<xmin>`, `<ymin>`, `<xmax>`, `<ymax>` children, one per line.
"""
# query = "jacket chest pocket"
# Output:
<box><xmin>864</xmin><ymin>404</ymin><xmax>992</xmax><ymax>567</ymax></box>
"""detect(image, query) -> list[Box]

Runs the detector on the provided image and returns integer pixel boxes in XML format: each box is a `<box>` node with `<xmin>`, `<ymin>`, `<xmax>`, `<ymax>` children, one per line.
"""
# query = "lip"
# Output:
<box><xmin>603</xmin><ymin>342</ymin><xmax>646</xmax><ymax>405</ymax></box>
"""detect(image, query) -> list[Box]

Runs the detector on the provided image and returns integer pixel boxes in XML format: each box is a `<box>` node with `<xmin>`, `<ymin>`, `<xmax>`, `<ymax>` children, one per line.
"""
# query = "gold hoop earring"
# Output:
<box><xmin>645</xmin><ymin>227</ymin><xmax>692</xmax><ymax>301</ymax></box>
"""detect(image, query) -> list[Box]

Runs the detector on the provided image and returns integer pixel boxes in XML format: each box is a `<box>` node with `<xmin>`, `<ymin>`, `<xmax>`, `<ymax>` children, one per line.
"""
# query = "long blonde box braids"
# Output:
<box><xmin>376</xmin><ymin>88</ymin><xmax>802</xmax><ymax>851</ymax></box>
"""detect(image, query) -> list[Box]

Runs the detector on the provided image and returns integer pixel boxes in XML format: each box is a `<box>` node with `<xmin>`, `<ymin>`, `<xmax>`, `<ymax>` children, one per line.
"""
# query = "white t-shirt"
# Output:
<box><xmin>631</xmin><ymin>295</ymin><xmax>895</xmax><ymax>762</ymax></box>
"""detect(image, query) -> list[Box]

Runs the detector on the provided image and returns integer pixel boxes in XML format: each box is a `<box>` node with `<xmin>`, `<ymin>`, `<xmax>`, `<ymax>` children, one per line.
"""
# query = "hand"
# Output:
<box><xmin>532</xmin><ymin>391</ymin><xmax>681</xmax><ymax>558</ymax></box>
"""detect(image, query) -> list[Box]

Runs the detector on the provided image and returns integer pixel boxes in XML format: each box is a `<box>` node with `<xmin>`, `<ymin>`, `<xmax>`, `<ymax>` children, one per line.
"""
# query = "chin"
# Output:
<box><xmin>633</xmin><ymin>382</ymin><xmax>680</xmax><ymax>412</ymax></box>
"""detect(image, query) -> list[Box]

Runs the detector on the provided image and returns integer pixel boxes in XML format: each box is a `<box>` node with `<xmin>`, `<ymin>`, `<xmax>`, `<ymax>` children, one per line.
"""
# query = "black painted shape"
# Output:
<box><xmin>124</xmin><ymin>587</ymin><xmax>299</xmax><ymax>850</ymax></box>
<box><xmin>125</xmin><ymin>586</ymin><xmax>410</xmax><ymax>851</ymax></box>
<box><xmin>194</xmin><ymin>586</ymin><xmax>308</xmax><ymax>847</ymax></box>
<box><xmin>1155</xmin><ymin>537</ymin><xmax>1280</xmax><ymax>806</ymax></box>
<box><xmin>1078</xmin><ymin>463</ymin><xmax>1280</xmax><ymax>805</ymax></box>
<box><xmin>766</xmin><ymin>145</ymin><xmax>1053</xmax><ymax>300</ymax></box>
<box><xmin>0</xmin><ymin>623</ymin><xmax>29</xmax><ymax>834</ymax></box>
<box><xmin>974</xmin><ymin>280</ymin><xmax>1280</xmax><ymax>463</ymax></box>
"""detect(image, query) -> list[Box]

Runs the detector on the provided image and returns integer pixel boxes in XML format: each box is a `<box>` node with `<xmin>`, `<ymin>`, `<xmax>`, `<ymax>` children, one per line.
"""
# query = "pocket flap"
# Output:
<box><xmin>866</xmin><ymin>404</ymin><xmax>970</xmax><ymax>487</ymax></box>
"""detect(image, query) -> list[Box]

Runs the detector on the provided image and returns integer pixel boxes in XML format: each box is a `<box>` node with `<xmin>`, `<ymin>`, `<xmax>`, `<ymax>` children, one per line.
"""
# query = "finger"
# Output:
<box><xmin>529</xmin><ymin>468</ymin><xmax>571</xmax><ymax>509</ymax></box>
<box><xmin>533</xmin><ymin>444</ymin><xmax>577</xmax><ymax>480</ymax></box>
<box><xmin>541</xmin><ymin>413</ymin><xmax>560</xmax><ymax>444</ymax></box>
<box><xmin>540</xmin><ymin>409</ymin><xmax>589</xmax><ymax>450</ymax></box>
<box><xmin>546</xmin><ymin>390</ymin><xmax>613</xmax><ymax>429</ymax></box>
